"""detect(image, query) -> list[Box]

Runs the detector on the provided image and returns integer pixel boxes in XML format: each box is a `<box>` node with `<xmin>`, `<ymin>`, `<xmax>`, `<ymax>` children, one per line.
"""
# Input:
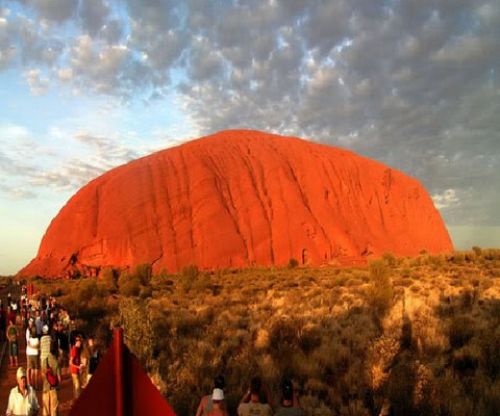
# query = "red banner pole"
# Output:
<box><xmin>114</xmin><ymin>328</ymin><xmax>124</xmax><ymax>416</ymax></box>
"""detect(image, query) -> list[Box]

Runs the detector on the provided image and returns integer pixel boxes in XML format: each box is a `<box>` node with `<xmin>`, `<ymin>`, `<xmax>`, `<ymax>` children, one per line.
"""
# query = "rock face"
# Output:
<box><xmin>19</xmin><ymin>130</ymin><xmax>453</xmax><ymax>278</ymax></box>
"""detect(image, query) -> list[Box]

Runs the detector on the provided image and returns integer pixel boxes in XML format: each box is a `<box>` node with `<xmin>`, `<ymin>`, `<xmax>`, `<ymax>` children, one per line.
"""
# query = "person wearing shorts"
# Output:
<box><xmin>70</xmin><ymin>335</ymin><xmax>84</xmax><ymax>400</ymax></box>
<box><xmin>6</xmin><ymin>320</ymin><xmax>19</xmax><ymax>368</ymax></box>
<box><xmin>26</xmin><ymin>326</ymin><xmax>40</xmax><ymax>389</ymax></box>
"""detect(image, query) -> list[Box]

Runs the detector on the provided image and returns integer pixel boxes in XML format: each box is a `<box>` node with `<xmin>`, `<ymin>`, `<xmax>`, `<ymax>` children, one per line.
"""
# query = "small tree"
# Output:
<box><xmin>288</xmin><ymin>258</ymin><xmax>299</xmax><ymax>268</ymax></box>
<box><xmin>118</xmin><ymin>271</ymin><xmax>141</xmax><ymax>297</ymax></box>
<box><xmin>368</xmin><ymin>260</ymin><xmax>393</xmax><ymax>317</ymax></box>
<box><xmin>135</xmin><ymin>263</ymin><xmax>152</xmax><ymax>286</ymax></box>
<box><xmin>180</xmin><ymin>265</ymin><xmax>199</xmax><ymax>292</ymax></box>
<box><xmin>100</xmin><ymin>267</ymin><xmax>117</xmax><ymax>292</ymax></box>
<box><xmin>118</xmin><ymin>297</ymin><xmax>154</xmax><ymax>370</ymax></box>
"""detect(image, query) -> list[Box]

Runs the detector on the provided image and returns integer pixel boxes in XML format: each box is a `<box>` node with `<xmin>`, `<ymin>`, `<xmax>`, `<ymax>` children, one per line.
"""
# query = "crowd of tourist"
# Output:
<box><xmin>196</xmin><ymin>375</ymin><xmax>305</xmax><ymax>416</ymax></box>
<box><xmin>2</xmin><ymin>284</ymin><xmax>101</xmax><ymax>416</ymax></box>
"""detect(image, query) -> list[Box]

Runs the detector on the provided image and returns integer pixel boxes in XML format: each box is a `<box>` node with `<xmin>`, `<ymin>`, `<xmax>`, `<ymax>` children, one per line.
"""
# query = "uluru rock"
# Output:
<box><xmin>19</xmin><ymin>130</ymin><xmax>453</xmax><ymax>278</ymax></box>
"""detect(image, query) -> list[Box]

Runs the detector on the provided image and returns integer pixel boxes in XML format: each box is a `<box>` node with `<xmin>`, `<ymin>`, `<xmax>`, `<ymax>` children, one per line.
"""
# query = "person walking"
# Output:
<box><xmin>55</xmin><ymin>322</ymin><xmax>69</xmax><ymax>376</ymax></box>
<box><xmin>41</xmin><ymin>341</ymin><xmax>61</xmax><ymax>416</ymax></box>
<box><xmin>196</xmin><ymin>375</ymin><xmax>226</xmax><ymax>416</ymax></box>
<box><xmin>275</xmin><ymin>379</ymin><xmax>303</xmax><ymax>416</ymax></box>
<box><xmin>206</xmin><ymin>389</ymin><xmax>228</xmax><ymax>416</ymax></box>
<box><xmin>238</xmin><ymin>377</ymin><xmax>273</xmax><ymax>416</ymax></box>
<box><xmin>70</xmin><ymin>335</ymin><xmax>84</xmax><ymax>400</ymax></box>
<box><xmin>39</xmin><ymin>325</ymin><xmax>52</xmax><ymax>369</ymax></box>
<box><xmin>6</xmin><ymin>320</ymin><xmax>19</xmax><ymax>368</ymax></box>
<box><xmin>86</xmin><ymin>336</ymin><xmax>100</xmax><ymax>385</ymax></box>
<box><xmin>26</xmin><ymin>325</ymin><xmax>40</xmax><ymax>390</ymax></box>
<box><xmin>5</xmin><ymin>367</ymin><xmax>40</xmax><ymax>416</ymax></box>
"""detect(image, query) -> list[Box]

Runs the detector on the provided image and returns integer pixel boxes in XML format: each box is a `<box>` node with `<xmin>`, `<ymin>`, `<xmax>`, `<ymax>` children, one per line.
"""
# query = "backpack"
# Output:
<box><xmin>46</xmin><ymin>357</ymin><xmax>58</xmax><ymax>387</ymax></box>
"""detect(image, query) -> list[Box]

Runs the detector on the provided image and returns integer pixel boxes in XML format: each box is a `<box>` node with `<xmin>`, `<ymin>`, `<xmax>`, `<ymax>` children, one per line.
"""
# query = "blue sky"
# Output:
<box><xmin>1</xmin><ymin>0</ymin><xmax>499</xmax><ymax>275</ymax></box>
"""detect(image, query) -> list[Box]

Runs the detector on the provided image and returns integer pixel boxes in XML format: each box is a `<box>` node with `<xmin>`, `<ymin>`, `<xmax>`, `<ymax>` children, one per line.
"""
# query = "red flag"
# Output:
<box><xmin>70</xmin><ymin>329</ymin><xmax>176</xmax><ymax>416</ymax></box>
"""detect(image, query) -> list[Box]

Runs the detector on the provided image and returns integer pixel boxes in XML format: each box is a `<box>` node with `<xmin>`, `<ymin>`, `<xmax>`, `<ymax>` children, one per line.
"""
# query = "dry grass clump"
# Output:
<box><xmin>23</xmin><ymin>248</ymin><xmax>500</xmax><ymax>416</ymax></box>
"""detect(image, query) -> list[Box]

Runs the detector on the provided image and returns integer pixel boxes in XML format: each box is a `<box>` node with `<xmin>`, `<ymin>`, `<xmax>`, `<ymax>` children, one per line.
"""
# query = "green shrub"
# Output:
<box><xmin>382</xmin><ymin>252</ymin><xmax>398</xmax><ymax>267</ymax></box>
<box><xmin>472</xmin><ymin>246</ymin><xmax>482</xmax><ymax>257</ymax></box>
<box><xmin>100</xmin><ymin>267</ymin><xmax>117</xmax><ymax>292</ymax></box>
<box><xmin>182</xmin><ymin>264</ymin><xmax>199</xmax><ymax>280</ymax></box>
<box><xmin>368</xmin><ymin>260</ymin><xmax>393</xmax><ymax>316</ymax></box>
<box><xmin>449</xmin><ymin>315</ymin><xmax>475</xmax><ymax>349</ymax></box>
<box><xmin>135</xmin><ymin>263</ymin><xmax>152</xmax><ymax>286</ymax></box>
<box><xmin>118</xmin><ymin>297</ymin><xmax>154</xmax><ymax>369</ymax></box>
<box><xmin>118</xmin><ymin>272</ymin><xmax>141</xmax><ymax>297</ymax></box>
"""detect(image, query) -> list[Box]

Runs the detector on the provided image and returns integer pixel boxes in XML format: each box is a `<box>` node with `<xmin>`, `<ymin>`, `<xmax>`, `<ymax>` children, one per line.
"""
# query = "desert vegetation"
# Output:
<box><xmin>17</xmin><ymin>249</ymin><xmax>500</xmax><ymax>415</ymax></box>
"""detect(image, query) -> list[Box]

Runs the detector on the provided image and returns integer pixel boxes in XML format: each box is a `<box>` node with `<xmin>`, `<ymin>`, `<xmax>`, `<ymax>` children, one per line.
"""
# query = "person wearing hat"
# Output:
<box><xmin>196</xmin><ymin>375</ymin><xmax>226</xmax><ymax>416</ymax></box>
<box><xmin>39</xmin><ymin>325</ymin><xmax>52</xmax><ymax>371</ymax></box>
<box><xmin>206</xmin><ymin>388</ymin><xmax>228</xmax><ymax>416</ymax></box>
<box><xmin>41</xmin><ymin>340</ymin><xmax>61</xmax><ymax>416</ymax></box>
<box><xmin>5</xmin><ymin>367</ymin><xmax>40</xmax><ymax>416</ymax></box>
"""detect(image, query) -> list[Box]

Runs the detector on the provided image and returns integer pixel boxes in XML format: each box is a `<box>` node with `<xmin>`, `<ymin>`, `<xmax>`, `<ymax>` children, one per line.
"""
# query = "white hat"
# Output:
<box><xmin>42</xmin><ymin>325</ymin><xmax>49</xmax><ymax>334</ymax></box>
<box><xmin>16</xmin><ymin>367</ymin><xmax>27</xmax><ymax>380</ymax></box>
<box><xmin>212</xmin><ymin>388</ymin><xmax>224</xmax><ymax>401</ymax></box>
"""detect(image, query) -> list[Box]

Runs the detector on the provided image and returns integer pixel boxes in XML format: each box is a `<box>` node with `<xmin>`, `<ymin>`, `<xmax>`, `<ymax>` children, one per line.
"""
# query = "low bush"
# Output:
<box><xmin>288</xmin><ymin>257</ymin><xmax>299</xmax><ymax>268</ymax></box>
<box><xmin>368</xmin><ymin>260</ymin><xmax>393</xmax><ymax>316</ymax></box>
<box><xmin>118</xmin><ymin>272</ymin><xmax>141</xmax><ymax>297</ymax></box>
<box><xmin>449</xmin><ymin>315</ymin><xmax>475</xmax><ymax>349</ymax></box>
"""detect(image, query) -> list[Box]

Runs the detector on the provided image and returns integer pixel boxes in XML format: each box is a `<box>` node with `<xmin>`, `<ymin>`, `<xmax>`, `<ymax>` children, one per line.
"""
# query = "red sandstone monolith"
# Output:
<box><xmin>19</xmin><ymin>130</ymin><xmax>453</xmax><ymax>278</ymax></box>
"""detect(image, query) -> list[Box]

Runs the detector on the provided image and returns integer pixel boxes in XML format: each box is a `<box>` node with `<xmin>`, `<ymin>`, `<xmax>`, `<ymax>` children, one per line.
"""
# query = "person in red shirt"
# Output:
<box><xmin>70</xmin><ymin>335</ymin><xmax>84</xmax><ymax>401</ymax></box>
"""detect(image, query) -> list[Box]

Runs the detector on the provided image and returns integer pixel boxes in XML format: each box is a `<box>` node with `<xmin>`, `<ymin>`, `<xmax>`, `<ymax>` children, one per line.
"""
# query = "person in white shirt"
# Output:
<box><xmin>6</xmin><ymin>367</ymin><xmax>39</xmax><ymax>416</ymax></box>
<box><xmin>26</xmin><ymin>323</ymin><xmax>40</xmax><ymax>390</ymax></box>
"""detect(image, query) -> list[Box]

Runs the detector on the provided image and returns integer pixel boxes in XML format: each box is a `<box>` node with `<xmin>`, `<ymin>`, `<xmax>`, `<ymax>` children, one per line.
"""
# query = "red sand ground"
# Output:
<box><xmin>19</xmin><ymin>130</ymin><xmax>453</xmax><ymax>278</ymax></box>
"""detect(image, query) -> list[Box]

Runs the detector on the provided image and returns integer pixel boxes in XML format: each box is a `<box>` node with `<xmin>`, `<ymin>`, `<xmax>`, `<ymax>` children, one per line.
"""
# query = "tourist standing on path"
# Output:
<box><xmin>26</xmin><ymin>325</ymin><xmax>40</xmax><ymax>390</ymax></box>
<box><xmin>39</xmin><ymin>325</ymin><xmax>52</xmax><ymax>369</ymax></box>
<box><xmin>5</xmin><ymin>367</ymin><xmax>40</xmax><ymax>416</ymax></box>
<box><xmin>275</xmin><ymin>379</ymin><xmax>303</xmax><ymax>416</ymax></box>
<box><xmin>35</xmin><ymin>310</ymin><xmax>43</xmax><ymax>338</ymax></box>
<box><xmin>86</xmin><ymin>336</ymin><xmax>100</xmax><ymax>385</ymax></box>
<box><xmin>41</xmin><ymin>341</ymin><xmax>61</xmax><ymax>416</ymax></box>
<box><xmin>196</xmin><ymin>375</ymin><xmax>226</xmax><ymax>416</ymax></box>
<box><xmin>238</xmin><ymin>377</ymin><xmax>273</xmax><ymax>416</ymax></box>
<box><xmin>206</xmin><ymin>389</ymin><xmax>228</xmax><ymax>416</ymax></box>
<box><xmin>70</xmin><ymin>335</ymin><xmax>84</xmax><ymax>400</ymax></box>
<box><xmin>55</xmin><ymin>322</ymin><xmax>69</xmax><ymax>376</ymax></box>
<box><xmin>8</xmin><ymin>304</ymin><xmax>17</xmax><ymax>329</ymax></box>
<box><xmin>6</xmin><ymin>320</ymin><xmax>19</xmax><ymax>368</ymax></box>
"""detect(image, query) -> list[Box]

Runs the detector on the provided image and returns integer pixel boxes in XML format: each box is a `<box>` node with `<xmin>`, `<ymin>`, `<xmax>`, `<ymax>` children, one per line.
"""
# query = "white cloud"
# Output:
<box><xmin>24</xmin><ymin>68</ymin><xmax>49</xmax><ymax>95</ymax></box>
<box><xmin>432</xmin><ymin>189</ymin><xmax>459</xmax><ymax>210</ymax></box>
<box><xmin>57</xmin><ymin>67</ymin><xmax>73</xmax><ymax>81</ymax></box>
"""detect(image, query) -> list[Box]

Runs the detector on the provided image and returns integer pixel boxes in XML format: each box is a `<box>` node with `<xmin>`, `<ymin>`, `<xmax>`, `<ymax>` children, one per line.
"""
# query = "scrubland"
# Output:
<box><xmin>21</xmin><ymin>248</ymin><xmax>500</xmax><ymax>415</ymax></box>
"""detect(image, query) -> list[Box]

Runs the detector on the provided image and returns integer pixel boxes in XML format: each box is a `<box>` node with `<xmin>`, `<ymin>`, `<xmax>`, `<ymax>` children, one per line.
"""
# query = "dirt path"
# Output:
<box><xmin>0</xmin><ymin>283</ymin><xmax>74</xmax><ymax>415</ymax></box>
